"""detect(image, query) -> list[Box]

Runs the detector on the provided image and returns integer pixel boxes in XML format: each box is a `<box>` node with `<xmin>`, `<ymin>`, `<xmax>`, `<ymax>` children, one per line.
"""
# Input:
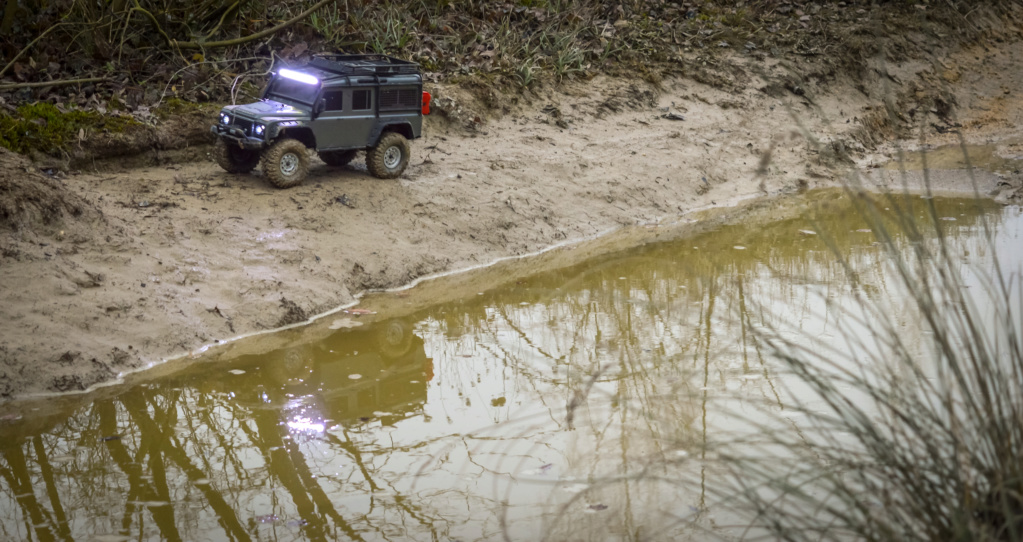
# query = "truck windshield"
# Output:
<box><xmin>265</xmin><ymin>74</ymin><xmax>320</xmax><ymax>105</ymax></box>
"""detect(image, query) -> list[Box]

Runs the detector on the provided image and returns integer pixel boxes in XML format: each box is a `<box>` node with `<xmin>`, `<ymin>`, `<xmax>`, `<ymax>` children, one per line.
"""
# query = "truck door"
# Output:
<box><xmin>342</xmin><ymin>88</ymin><xmax>376</xmax><ymax>149</ymax></box>
<box><xmin>311</xmin><ymin>88</ymin><xmax>375</xmax><ymax>151</ymax></box>
<box><xmin>310</xmin><ymin>89</ymin><xmax>347</xmax><ymax>149</ymax></box>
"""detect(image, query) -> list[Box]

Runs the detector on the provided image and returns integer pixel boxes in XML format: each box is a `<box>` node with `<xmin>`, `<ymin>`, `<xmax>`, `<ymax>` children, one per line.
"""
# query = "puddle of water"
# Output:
<box><xmin>0</xmin><ymin>191</ymin><xmax>1019</xmax><ymax>541</ymax></box>
<box><xmin>884</xmin><ymin>142</ymin><xmax>1023</xmax><ymax>173</ymax></box>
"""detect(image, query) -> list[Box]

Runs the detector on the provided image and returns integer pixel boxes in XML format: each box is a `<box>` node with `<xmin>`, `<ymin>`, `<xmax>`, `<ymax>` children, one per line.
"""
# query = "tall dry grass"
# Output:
<box><xmin>723</xmin><ymin>149</ymin><xmax>1023</xmax><ymax>540</ymax></box>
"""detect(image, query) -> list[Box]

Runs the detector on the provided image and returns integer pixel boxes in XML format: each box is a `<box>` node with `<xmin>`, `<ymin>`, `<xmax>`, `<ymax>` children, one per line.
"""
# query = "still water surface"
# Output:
<box><xmin>1</xmin><ymin>192</ymin><xmax>1020</xmax><ymax>541</ymax></box>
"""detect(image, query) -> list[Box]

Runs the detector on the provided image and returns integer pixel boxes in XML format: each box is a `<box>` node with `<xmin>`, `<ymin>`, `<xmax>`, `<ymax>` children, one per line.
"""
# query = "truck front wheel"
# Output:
<box><xmin>214</xmin><ymin>139</ymin><xmax>260</xmax><ymax>173</ymax></box>
<box><xmin>366</xmin><ymin>132</ymin><xmax>410</xmax><ymax>179</ymax></box>
<box><xmin>262</xmin><ymin>138</ymin><xmax>309</xmax><ymax>188</ymax></box>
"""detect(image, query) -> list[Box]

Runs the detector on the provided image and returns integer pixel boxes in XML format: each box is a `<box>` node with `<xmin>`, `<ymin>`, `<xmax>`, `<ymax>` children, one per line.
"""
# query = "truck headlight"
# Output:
<box><xmin>254</xmin><ymin>124</ymin><xmax>265</xmax><ymax>136</ymax></box>
<box><xmin>220</xmin><ymin>113</ymin><xmax>230</xmax><ymax>124</ymax></box>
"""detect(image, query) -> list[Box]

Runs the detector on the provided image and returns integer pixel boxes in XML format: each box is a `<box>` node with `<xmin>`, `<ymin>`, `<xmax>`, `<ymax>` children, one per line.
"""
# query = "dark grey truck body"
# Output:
<box><xmin>211</xmin><ymin>54</ymin><xmax>427</xmax><ymax>187</ymax></box>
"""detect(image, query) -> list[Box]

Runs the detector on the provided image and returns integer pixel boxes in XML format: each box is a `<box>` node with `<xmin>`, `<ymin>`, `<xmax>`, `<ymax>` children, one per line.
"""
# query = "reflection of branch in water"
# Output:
<box><xmin>184</xmin><ymin>392</ymin><xmax>252</xmax><ymax>485</ymax></box>
<box><xmin>0</xmin><ymin>444</ymin><xmax>59</xmax><ymax>542</ymax></box>
<box><xmin>281</xmin><ymin>437</ymin><xmax>366</xmax><ymax>541</ymax></box>
<box><xmin>323</xmin><ymin>427</ymin><xmax>445</xmax><ymax>538</ymax></box>
<box><xmin>737</xmin><ymin>278</ymin><xmax>783</xmax><ymax>408</ymax></box>
<box><xmin>494</xmin><ymin>302</ymin><xmax>562</xmax><ymax>367</ymax></box>
<box><xmin>566</xmin><ymin>365</ymin><xmax>608</xmax><ymax>429</ymax></box>
<box><xmin>123</xmin><ymin>393</ymin><xmax>251</xmax><ymax>542</ymax></box>
<box><xmin>326</xmin><ymin>429</ymin><xmax>382</xmax><ymax>492</ymax></box>
<box><xmin>249</xmin><ymin>407</ymin><xmax>330</xmax><ymax>540</ymax></box>
<box><xmin>699</xmin><ymin>277</ymin><xmax>716</xmax><ymax>511</ymax></box>
<box><xmin>32</xmin><ymin>435</ymin><xmax>72</xmax><ymax>541</ymax></box>
<box><xmin>97</xmin><ymin>399</ymin><xmax>183</xmax><ymax>542</ymax></box>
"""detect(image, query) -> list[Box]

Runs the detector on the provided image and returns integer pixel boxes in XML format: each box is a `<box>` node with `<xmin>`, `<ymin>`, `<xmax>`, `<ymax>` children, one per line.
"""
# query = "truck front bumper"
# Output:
<box><xmin>211</xmin><ymin>125</ymin><xmax>266</xmax><ymax>150</ymax></box>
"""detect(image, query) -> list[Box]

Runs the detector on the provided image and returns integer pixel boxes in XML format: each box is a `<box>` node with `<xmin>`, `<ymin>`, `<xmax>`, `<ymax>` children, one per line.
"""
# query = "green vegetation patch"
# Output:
<box><xmin>0</xmin><ymin>103</ymin><xmax>138</xmax><ymax>156</ymax></box>
<box><xmin>153</xmin><ymin>98</ymin><xmax>218</xmax><ymax>121</ymax></box>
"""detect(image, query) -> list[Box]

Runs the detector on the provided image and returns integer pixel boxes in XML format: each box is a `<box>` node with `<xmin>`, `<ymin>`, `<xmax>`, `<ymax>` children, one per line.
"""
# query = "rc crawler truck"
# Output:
<box><xmin>211</xmin><ymin>54</ymin><xmax>431</xmax><ymax>188</ymax></box>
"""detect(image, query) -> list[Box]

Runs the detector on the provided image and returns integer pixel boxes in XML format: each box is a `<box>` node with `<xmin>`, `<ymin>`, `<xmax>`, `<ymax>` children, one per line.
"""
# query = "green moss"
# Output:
<box><xmin>153</xmin><ymin>98</ymin><xmax>216</xmax><ymax>121</ymax></box>
<box><xmin>0</xmin><ymin>102</ymin><xmax>139</xmax><ymax>156</ymax></box>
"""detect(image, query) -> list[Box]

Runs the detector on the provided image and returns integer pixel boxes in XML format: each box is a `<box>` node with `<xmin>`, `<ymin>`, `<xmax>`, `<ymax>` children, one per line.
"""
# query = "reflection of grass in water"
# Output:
<box><xmin>408</xmin><ymin>182</ymin><xmax>1007</xmax><ymax>539</ymax></box>
<box><xmin>725</xmin><ymin>148</ymin><xmax>1023</xmax><ymax>540</ymax></box>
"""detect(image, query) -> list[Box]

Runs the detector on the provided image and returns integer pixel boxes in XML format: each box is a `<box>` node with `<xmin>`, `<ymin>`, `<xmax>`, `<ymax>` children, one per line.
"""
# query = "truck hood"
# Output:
<box><xmin>225</xmin><ymin>100</ymin><xmax>309</xmax><ymax>120</ymax></box>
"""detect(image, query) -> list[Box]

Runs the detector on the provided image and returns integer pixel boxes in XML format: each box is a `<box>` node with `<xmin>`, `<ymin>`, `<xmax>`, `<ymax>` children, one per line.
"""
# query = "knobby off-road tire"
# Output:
<box><xmin>318</xmin><ymin>149</ymin><xmax>358</xmax><ymax>167</ymax></box>
<box><xmin>262</xmin><ymin>138</ymin><xmax>309</xmax><ymax>189</ymax></box>
<box><xmin>376</xmin><ymin>319</ymin><xmax>414</xmax><ymax>360</ymax></box>
<box><xmin>366</xmin><ymin>132</ymin><xmax>410</xmax><ymax>179</ymax></box>
<box><xmin>214</xmin><ymin>139</ymin><xmax>260</xmax><ymax>173</ymax></box>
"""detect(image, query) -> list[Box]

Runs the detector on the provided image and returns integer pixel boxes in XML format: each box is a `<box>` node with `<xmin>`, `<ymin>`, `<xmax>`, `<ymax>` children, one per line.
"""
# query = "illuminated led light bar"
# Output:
<box><xmin>278</xmin><ymin>68</ymin><xmax>319</xmax><ymax>85</ymax></box>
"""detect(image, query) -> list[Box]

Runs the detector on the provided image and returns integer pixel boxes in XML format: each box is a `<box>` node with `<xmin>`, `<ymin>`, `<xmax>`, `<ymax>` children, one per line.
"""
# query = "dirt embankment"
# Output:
<box><xmin>3</xmin><ymin>24</ymin><xmax>1023</xmax><ymax>399</ymax></box>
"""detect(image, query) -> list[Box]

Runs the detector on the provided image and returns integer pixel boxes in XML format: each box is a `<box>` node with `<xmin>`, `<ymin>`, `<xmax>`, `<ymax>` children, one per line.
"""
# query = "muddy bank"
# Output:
<box><xmin>3</xmin><ymin>34</ymin><xmax>1023</xmax><ymax>400</ymax></box>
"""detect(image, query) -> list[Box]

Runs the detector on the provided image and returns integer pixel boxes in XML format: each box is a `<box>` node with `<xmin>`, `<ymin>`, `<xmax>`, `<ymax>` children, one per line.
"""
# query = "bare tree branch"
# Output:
<box><xmin>0</xmin><ymin>77</ymin><xmax>107</xmax><ymax>91</ymax></box>
<box><xmin>171</xmin><ymin>0</ymin><xmax>334</xmax><ymax>50</ymax></box>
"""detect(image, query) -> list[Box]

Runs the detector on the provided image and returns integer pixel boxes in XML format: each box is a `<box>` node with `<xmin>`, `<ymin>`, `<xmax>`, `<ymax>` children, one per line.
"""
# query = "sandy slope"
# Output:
<box><xmin>1</xmin><ymin>40</ymin><xmax>1022</xmax><ymax>400</ymax></box>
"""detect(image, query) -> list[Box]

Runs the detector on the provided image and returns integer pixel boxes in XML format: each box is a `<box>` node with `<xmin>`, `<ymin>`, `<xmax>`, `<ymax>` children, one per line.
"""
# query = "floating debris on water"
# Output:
<box><xmin>329</xmin><ymin>318</ymin><xmax>362</xmax><ymax>329</ymax></box>
<box><xmin>130</xmin><ymin>501</ymin><xmax>171</xmax><ymax>507</ymax></box>
<box><xmin>733</xmin><ymin>245</ymin><xmax>747</xmax><ymax>250</ymax></box>
<box><xmin>521</xmin><ymin>463</ymin><xmax>554</xmax><ymax>476</ymax></box>
<box><xmin>348</xmin><ymin>374</ymin><xmax>362</xmax><ymax>380</ymax></box>
<box><xmin>798</xmin><ymin>229</ymin><xmax>817</xmax><ymax>235</ymax></box>
<box><xmin>228</xmin><ymin>369</ymin><xmax>245</xmax><ymax>375</ymax></box>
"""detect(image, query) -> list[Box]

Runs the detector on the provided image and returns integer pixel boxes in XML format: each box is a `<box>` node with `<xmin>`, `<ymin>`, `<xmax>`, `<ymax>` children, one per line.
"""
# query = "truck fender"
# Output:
<box><xmin>277</xmin><ymin>127</ymin><xmax>316</xmax><ymax>148</ymax></box>
<box><xmin>369</xmin><ymin>123</ymin><xmax>414</xmax><ymax>146</ymax></box>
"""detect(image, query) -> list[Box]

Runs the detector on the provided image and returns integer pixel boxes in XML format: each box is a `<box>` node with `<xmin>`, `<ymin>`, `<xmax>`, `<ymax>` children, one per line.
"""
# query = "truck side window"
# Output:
<box><xmin>352</xmin><ymin>89</ymin><xmax>371</xmax><ymax>111</ymax></box>
<box><xmin>324</xmin><ymin>91</ymin><xmax>344</xmax><ymax>111</ymax></box>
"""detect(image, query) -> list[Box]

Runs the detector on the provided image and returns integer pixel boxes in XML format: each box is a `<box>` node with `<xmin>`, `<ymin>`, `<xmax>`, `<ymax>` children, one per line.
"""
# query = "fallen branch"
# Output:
<box><xmin>0</xmin><ymin>77</ymin><xmax>107</xmax><ymax>92</ymax></box>
<box><xmin>170</xmin><ymin>0</ymin><xmax>333</xmax><ymax>50</ymax></box>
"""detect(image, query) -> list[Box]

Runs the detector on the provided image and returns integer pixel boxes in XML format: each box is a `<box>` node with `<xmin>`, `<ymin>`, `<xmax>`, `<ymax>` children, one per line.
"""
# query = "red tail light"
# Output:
<box><xmin>422</xmin><ymin>91</ymin><xmax>432</xmax><ymax>116</ymax></box>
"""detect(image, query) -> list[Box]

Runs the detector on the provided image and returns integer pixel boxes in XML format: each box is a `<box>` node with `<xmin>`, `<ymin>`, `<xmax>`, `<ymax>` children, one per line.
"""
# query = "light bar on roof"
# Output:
<box><xmin>278</xmin><ymin>68</ymin><xmax>319</xmax><ymax>85</ymax></box>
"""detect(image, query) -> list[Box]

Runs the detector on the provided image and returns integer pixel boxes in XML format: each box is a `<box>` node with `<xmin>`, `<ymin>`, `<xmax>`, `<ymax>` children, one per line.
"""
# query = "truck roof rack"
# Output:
<box><xmin>307</xmin><ymin>54</ymin><xmax>420</xmax><ymax>76</ymax></box>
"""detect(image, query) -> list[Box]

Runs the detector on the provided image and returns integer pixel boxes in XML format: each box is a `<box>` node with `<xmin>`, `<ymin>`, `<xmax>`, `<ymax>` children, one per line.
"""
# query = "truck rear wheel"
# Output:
<box><xmin>263</xmin><ymin>138</ymin><xmax>309</xmax><ymax>188</ymax></box>
<box><xmin>319</xmin><ymin>150</ymin><xmax>358</xmax><ymax>167</ymax></box>
<box><xmin>366</xmin><ymin>132</ymin><xmax>410</xmax><ymax>179</ymax></box>
<box><xmin>214</xmin><ymin>139</ymin><xmax>259</xmax><ymax>173</ymax></box>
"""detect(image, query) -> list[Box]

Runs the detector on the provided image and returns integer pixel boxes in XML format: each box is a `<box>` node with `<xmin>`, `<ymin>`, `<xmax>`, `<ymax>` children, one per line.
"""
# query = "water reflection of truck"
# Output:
<box><xmin>225</xmin><ymin>318</ymin><xmax>433</xmax><ymax>427</ymax></box>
